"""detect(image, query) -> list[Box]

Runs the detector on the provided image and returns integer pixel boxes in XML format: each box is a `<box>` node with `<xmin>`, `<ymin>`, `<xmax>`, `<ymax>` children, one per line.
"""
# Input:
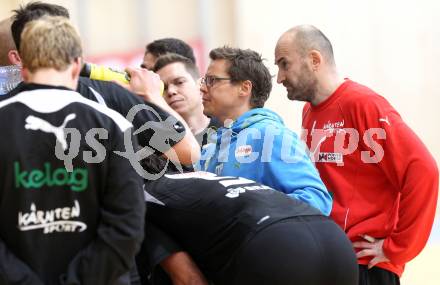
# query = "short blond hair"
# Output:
<box><xmin>20</xmin><ymin>16</ymin><xmax>82</xmax><ymax>72</ymax></box>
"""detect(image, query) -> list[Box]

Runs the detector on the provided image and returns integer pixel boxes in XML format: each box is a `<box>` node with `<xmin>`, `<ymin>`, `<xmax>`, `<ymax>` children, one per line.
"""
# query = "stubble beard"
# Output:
<box><xmin>286</xmin><ymin>69</ymin><xmax>318</xmax><ymax>103</ymax></box>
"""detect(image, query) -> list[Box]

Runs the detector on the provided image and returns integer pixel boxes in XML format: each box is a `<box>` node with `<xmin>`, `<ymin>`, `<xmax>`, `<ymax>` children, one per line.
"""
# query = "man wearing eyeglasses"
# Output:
<box><xmin>198</xmin><ymin>46</ymin><xmax>332</xmax><ymax>216</ymax></box>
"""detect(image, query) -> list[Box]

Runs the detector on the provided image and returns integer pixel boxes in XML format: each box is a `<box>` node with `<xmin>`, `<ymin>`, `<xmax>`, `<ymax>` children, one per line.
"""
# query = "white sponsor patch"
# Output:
<box><xmin>235</xmin><ymin>145</ymin><xmax>253</xmax><ymax>157</ymax></box>
<box><xmin>315</xmin><ymin>152</ymin><xmax>343</xmax><ymax>163</ymax></box>
<box><xmin>225</xmin><ymin>184</ymin><xmax>272</xmax><ymax>198</ymax></box>
<box><xmin>18</xmin><ymin>200</ymin><xmax>87</xmax><ymax>234</ymax></box>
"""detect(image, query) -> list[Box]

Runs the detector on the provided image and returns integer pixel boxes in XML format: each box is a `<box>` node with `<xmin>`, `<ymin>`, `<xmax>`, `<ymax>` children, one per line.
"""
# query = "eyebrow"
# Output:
<box><xmin>172</xmin><ymin>76</ymin><xmax>187</xmax><ymax>82</ymax></box>
<box><xmin>275</xmin><ymin>57</ymin><xmax>285</xmax><ymax>66</ymax></box>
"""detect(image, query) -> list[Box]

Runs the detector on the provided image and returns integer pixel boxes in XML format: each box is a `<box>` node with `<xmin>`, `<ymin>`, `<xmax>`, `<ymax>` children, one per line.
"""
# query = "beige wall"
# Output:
<box><xmin>0</xmin><ymin>0</ymin><xmax>17</xmax><ymax>19</ymax></box>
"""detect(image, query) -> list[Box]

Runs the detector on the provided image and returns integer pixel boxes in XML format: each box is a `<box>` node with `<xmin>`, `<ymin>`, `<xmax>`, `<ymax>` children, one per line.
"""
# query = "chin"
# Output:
<box><xmin>287</xmin><ymin>93</ymin><xmax>296</xmax><ymax>101</ymax></box>
<box><xmin>203</xmin><ymin>108</ymin><xmax>212</xmax><ymax>117</ymax></box>
<box><xmin>288</xmin><ymin>91</ymin><xmax>307</xmax><ymax>102</ymax></box>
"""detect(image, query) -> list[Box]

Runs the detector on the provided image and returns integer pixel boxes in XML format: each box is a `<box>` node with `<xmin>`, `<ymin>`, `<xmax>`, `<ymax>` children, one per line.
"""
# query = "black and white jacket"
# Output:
<box><xmin>0</xmin><ymin>84</ymin><xmax>145</xmax><ymax>285</ymax></box>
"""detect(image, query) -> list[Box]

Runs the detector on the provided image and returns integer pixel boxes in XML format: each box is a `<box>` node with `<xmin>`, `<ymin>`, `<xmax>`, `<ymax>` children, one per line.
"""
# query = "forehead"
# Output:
<box><xmin>206</xmin><ymin>59</ymin><xmax>230</xmax><ymax>76</ymax></box>
<box><xmin>142</xmin><ymin>52</ymin><xmax>157</xmax><ymax>70</ymax></box>
<box><xmin>275</xmin><ymin>35</ymin><xmax>298</xmax><ymax>61</ymax></box>
<box><xmin>156</xmin><ymin>62</ymin><xmax>192</xmax><ymax>80</ymax></box>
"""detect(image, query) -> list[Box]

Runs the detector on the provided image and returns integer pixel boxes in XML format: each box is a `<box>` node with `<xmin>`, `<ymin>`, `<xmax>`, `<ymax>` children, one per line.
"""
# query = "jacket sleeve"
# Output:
<box><xmin>63</xmin><ymin>128</ymin><xmax>146</xmax><ymax>285</ymax></box>
<box><xmin>354</xmin><ymin>98</ymin><xmax>439</xmax><ymax>265</ymax></box>
<box><xmin>262</xmin><ymin>128</ymin><xmax>333</xmax><ymax>216</ymax></box>
<box><xmin>0</xmin><ymin>237</ymin><xmax>44</xmax><ymax>285</ymax></box>
<box><xmin>78</xmin><ymin>78</ymin><xmax>187</xmax><ymax>154</ymax></box>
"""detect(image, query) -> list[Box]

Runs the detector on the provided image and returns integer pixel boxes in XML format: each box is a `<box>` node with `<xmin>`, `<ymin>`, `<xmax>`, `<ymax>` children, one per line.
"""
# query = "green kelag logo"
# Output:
<box><xmin>14</xmin><ymin>162</ymin><xmax>88</xmax><ymax>192</ymax></box>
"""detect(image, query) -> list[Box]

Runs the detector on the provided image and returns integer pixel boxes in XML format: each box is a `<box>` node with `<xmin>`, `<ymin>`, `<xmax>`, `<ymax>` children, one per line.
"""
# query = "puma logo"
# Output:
<box><xmin>25</xmin><ymin>114</ymin><xmax>76</xmax><ymax>150</ymax></box>
<box><xmin>379</xmin><ymin>116</ymin><xmax>390</xmax><ymax>126</ymax></box>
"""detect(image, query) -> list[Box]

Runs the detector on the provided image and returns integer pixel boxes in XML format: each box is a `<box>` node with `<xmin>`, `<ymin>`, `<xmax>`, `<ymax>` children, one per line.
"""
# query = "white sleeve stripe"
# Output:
<box><xmin>0</xmin><ymin>89</ymin><xmax>132</xmax><ymax>132</ymax></box>
<box><xmin>88</xmin><ymin>86</ymin><xmax>107</xmax><ymax>107</ymax></box>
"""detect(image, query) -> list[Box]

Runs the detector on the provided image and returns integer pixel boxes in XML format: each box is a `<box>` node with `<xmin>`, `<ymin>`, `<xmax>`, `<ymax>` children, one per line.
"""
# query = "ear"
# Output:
<box><xmin>8</xmin><ymin>49</ymin><xmax>21</xmax><ymax>65</ymax></box>
<box><xmin>239</xmin><ymin>80</ymin><xmax>252</xmax><ymax>98</ymax></box>
<box><xmin>309</xmin><ymin>50</ymin><xmax>322</xmax><ymax>71</ymax></box>
<box><xmin>71</xmin><ymin>57</ymin><xmax>82</xmax><ymax>80</ymax></box>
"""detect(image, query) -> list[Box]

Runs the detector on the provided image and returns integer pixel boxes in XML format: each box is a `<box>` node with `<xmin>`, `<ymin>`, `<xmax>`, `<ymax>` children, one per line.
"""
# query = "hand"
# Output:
<box><xmin>352</xmin><ymin>235</ymin><xmax>390</xmax><ymax>269</ymax></box>
<box><xmin>124</xmin><ymin>67</ymin><xmax>164</xmax><ymax>103</ymax></box>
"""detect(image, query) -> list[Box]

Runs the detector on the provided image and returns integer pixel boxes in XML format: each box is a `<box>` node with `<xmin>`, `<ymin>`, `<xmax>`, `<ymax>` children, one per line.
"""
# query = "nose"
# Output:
<box><xmin>276</xmin><ymin>70</ymin><xmax>285</xmax><ymax>84</ymax></box>
<box><xmin>166</xmin><ymin>84</ymin><xmax>177</xmax><ymax>97</ymax></box>
<box><xmin>200</xmin><ymin>82</ymin><xmax>208</xmax><ymax>95</ymax></box>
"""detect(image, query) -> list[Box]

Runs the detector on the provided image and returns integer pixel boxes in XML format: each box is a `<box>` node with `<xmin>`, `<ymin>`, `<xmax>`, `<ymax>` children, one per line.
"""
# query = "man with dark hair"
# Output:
<box><xmin>0</xmin><ymin>16</ymin><xmax>145</xmax><ymax>285</ymax></box>
<box><xmin>153</xmin><ymin>53</ymin><xmax>221</xmax><ymax>147</ymax></box>
<box><xmin>142</xmin><ymin>154</ymin><xmax>358</xmax><ymax>285</ymax></box>
<box><xmin>198</xmin><ymin>46</ymin><xmax>332</xmax><ymax>216</ymax></box>
<box><xmin>154</xmin><ymin>53</ymin><xmax>198</xmax><ymax>79</ymax></box>
<box><xmin>10</xmin><ymin>1</ymin><xmax>69</xmax><ymax>51</ymax></box>
<box><xmin>141</xmin><ymin>38</ymin><xmax>196</xmax><ymax>70</ymax></box>
<box><xmin>3</xmin><ymin>1</ymin><xmax>200</xmax><ymax>166</ymax></box>
<box><xmin>275</xmin><ymin>24</ymin><xmax>439</xmax><ymax>285</ymax></box>
<box><xmin>207</xmin><ymin>47</ymin><xmax>272</xmax><ymax>108</ymax></box>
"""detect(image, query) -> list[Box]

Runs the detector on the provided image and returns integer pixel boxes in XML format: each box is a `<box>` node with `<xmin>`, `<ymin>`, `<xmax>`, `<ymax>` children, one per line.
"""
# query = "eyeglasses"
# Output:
<box><xmin>200</xmin><ymin>75</ymin><xmax>231</xmax><ymax>88</ymax></box>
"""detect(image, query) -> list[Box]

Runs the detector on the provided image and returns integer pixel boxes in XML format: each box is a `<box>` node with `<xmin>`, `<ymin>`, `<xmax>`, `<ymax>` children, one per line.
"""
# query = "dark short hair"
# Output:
<box><xmin>153</xmin><ymin>53</ymin><xmax>199</xmax><ymax>80</ymax></box>
<box><xmin>11</xmin><ymin>1</ymin><xmax>69</xmax><ymax>50</ymax></box>
<box><xmin>146</xmin><ymin>38</ymin><xmax>196</xmax><ymax>64</ymax></box>
<box><xmin>209</xmin><ymin>47</ymin><xmax>272</xmax><ymax>108</ymax></box>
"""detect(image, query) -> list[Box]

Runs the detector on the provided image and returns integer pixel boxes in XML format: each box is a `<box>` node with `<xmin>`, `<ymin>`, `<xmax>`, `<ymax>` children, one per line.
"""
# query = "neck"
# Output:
<box><xmin>184</xmin><ymin>112</ymin><xmax>211</xmax><ymax>135</ymax></box>
<box><xmin>24</xmin><ymin>67</ymin><xmax>77</xmax><ymax>90</ymax></box>
<box><xmin>181</xmin><ymin>103</ymin><xmax>211</xmax><ymax>135</ymax></box>
<box><xmin>218</xmin><ymin>101</ymin><xmax>252</xmax><ymax>124</ymax></box>
<box><xmin>311</xmin><ymin>69</ymin><xmax>344</xmax><ymax>106</ymax></box>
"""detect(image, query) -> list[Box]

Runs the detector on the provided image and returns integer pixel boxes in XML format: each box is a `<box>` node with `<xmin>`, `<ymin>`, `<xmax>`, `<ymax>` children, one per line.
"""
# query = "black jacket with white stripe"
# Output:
<box><xmin>0</xmin><ymin>83</ymin><xmax>145</xmax><ymax>285</ymax></box>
